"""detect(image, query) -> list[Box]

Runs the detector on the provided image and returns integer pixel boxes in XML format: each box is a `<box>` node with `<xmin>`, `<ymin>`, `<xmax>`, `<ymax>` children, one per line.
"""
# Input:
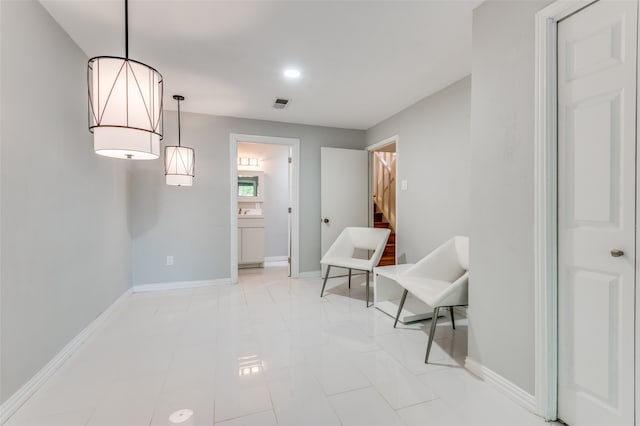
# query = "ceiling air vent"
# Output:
<box><xmin>273</xmin><ymin>98</ymin><xmax>290</xmax><ymax>109</ymax></box>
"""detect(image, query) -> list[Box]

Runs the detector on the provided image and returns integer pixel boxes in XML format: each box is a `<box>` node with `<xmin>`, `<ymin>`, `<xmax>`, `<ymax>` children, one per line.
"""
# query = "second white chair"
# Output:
<box><xmin>394</xmin><ymin>236</ymin><xmax>469</xmax><ymax>363</ymax></box>
<box><xmin>320</xmin><ymin>226</ymin><xmax>391</xmax><ymax>307</ymax></box>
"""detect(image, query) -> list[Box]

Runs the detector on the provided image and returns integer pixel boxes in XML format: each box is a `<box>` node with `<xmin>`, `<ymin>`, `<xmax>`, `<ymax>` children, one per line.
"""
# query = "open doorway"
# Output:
<box><xmin>229</xmin><ymin>134</ymin><xmax>300</xmax><ymax>284</ymax></box>
<box><xmin>369</xmin><ymin>137</ymin><xmax>397</xmax><ymax>266</ymax></box>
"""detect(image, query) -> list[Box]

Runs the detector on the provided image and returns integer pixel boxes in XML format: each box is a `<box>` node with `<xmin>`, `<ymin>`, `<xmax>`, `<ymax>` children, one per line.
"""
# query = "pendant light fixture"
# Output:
<box><xmin>164</xmin><ymin>95</ymin><xmax>195</xmax><ymax>186</ymax></box>
<box><xmin>87</xmin><ymin>0</ymin><xmax>163</xmax><ymax>160</ymax></box>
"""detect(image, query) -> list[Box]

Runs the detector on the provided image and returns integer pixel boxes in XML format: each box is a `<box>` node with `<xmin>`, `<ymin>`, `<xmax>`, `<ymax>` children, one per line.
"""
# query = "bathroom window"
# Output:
<box><xmin>238</xmin><ymin>172</ymin><xmax>264</xmax><ymax>201</ymax></box>
<box><xmin>238</xmin><ymin>181</ymin><xmax>257</xmax><ymax>197</ymax></box>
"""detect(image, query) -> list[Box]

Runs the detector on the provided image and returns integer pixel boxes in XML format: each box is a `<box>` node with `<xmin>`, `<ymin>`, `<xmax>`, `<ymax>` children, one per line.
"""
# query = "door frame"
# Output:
<box><xmin>229</xmin><ymin>133</ymin><xmax>300</xmax><ymax>283</ymax></box>
<box><xmin>533</xmin><ymin>0</ymin><xmax>636</xmax><ymax>421</ymax></box>
<box><xmin>367</xmin><ymin>135</ymin><xmax>399</xmax><ymax>264</ymax></box>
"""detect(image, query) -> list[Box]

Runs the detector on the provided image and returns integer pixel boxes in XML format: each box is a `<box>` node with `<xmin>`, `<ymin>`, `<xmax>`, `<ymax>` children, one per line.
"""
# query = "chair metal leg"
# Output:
<box><xmin>320</xmin><ymin>265</ymin><xmax>331</xmax><ymax>297</ymax></box>
<box><xmin>393</xmin><ymin>289</ymin><xmax>408</xmax><ymax>328</ymax></box>
<box><xmin>425</xmin><ymin>306</ymin><xmax>440</xmax><ymax>364</ymax></box>
<box><xmin>449</xmin><ymin>306</ymin><xmax>455</xmax><ymax>330</ymax></box>
<box><xmin>348</xmin><ymin>269</ymin><xmax>352</xmax><ymax>289</ymax></box>
<box><xmin>365</xmin><ymin>270</ymin><xmax>370</xmax><ymax>307</ymax></box>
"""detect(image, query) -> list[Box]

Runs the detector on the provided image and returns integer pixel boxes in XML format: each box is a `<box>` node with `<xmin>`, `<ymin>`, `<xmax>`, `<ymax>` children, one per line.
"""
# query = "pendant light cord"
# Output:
<box><xmin>177</xmin><ymin>98</ymin><xmax>182</xmax><ymax>147</ymax></box>
<box><xmin>124</xmin><ymin>0</ymin><xmax>129</xmax><ymax>59</ymax></box>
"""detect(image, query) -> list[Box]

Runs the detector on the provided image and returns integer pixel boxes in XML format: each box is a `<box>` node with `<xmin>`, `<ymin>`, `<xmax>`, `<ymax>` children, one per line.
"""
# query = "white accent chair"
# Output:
<box><xmin>394</xmin><ymin>236</ymin><xmax>469</xmax><ymax>363</ymax></box>
<box><xmin>320</xmin><ymin>227</ymin><xmax>391</xmax><ymax>307</ymax></box>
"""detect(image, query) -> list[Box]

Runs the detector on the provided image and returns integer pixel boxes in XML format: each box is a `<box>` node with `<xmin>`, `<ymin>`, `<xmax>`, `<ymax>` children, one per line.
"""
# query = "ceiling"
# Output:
<box><xmin>40</xmin><ymin>0</ymin><xmax>479</xmax><ymax>130</ymax></box>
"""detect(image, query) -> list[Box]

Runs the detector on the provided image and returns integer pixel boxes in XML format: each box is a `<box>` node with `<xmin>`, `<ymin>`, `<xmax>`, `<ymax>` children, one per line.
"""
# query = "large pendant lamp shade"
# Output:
<box><xmin>87</xmin><ymin>0</ymin><xmax>163</xmax><ymax>160</ymax></box>
<box><xmin>165</xmin><ymin>95</ymin><xmax>195</xmax><ymax>186</ymax></box>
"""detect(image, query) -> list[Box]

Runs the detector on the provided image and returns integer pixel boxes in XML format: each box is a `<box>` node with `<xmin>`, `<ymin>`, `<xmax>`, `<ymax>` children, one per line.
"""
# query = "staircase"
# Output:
<box><xmin>373</xmin><ymin>150</ymin><xmax>396</xmax><ymax>267</ymax></box>
<box><xmin>374</xmin><ymin>205</ymin><xmax>395</xmax><ymax>266</ymax></box>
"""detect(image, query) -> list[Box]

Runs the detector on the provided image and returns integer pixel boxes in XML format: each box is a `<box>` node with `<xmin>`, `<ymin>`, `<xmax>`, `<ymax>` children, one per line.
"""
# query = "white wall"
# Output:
<box><xmin>468</xmin><ymin>0</ymin><xmax>552</xmax><ymax>395</ymax></box>
<box><xmin>365</xmin><ymin>77</ymin><xmax>471</xmax><ymax>262</ymax></box>
<box><xmin>238</xmin><ymin>142</ymin><xmax>290</xmax><ymax>259</ymax></box>
<box><xmin>131</xmin><ymin>111</ymin><xmax>365</xmax><ymax>284</ymax></box>
<box><xmin>0</xmin><ymin>0</ymin><xmax>132</xmax><ymax>403</ymax></box>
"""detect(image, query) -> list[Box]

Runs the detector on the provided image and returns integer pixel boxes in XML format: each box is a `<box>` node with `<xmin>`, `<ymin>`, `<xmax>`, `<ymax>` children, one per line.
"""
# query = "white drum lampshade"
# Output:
<box><xmin>164</xmin><ymin>95</ymin><xmax>195</xmax><ymax>186</ymax></box>
<box><xmin>165</xmin><ymin>146</ymin><xmax>195</xmax><ymax>186</ymax></box>
<box><xmin>88</xmin><ymin>57</ymin><xmax>163</xmax><ymax>159</ymax></box>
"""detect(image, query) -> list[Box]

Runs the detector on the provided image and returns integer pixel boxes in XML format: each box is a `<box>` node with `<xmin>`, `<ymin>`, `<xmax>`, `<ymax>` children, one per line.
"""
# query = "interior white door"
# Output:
<box><xmin>320</xmin><ymin>147</ymin><xmax>369</xmax><ymax>272</ymax></box>
<box><xmin>557</xmin><ymin>1</ymin><xmax>637</xmax><ymax>425</ymax></box>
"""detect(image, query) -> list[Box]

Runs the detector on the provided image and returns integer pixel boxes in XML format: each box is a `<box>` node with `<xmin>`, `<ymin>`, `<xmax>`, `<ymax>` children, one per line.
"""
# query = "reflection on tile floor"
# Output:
<box><xmin>5</xmin><ymin>267</ymin><xmax>555</xmax><ymax>425</ymax></box>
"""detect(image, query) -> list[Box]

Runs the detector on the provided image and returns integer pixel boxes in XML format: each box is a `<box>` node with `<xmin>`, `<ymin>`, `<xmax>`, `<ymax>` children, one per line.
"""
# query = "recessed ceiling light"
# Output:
<box><xmin>284</xmin><ymin>69</ymin><xmax>301</xmax><ymax>79</ymax></box>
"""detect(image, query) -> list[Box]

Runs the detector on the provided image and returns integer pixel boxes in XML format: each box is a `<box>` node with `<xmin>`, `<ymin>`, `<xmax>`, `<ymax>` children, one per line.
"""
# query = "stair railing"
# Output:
<box><xmin>373</xmin><ymin>151</ymin><xmax>396</xmax><ymax>232</ymax></box>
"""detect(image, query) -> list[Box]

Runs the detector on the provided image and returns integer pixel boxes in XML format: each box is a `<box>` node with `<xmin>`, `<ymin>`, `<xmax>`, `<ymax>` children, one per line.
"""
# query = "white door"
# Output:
<box><xmin>557</xmin><ymin>1</ymin><xmax>637</xmax><ymax>424</ymax></box>
<box><xmin>320</xmin><ymin>147</ymin><xmax>369</xmax><ymax>272</ymax></box>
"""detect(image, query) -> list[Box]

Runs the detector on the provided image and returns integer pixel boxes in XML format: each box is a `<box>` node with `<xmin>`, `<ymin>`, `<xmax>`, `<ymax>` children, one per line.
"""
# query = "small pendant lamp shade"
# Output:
<box><xmin>88</xmin><ymin>57</ymin><xmax>163</xmax><ymax>159</ymax></box>
<box><xmin>165</xmin><ymin>146</ymin><xmax>195</xmax><ymax>186</ymax></box>
<box><xmin>165</xmin><ymin>95</ymin><xmax>195</xmax><ymax>186</ymax></box>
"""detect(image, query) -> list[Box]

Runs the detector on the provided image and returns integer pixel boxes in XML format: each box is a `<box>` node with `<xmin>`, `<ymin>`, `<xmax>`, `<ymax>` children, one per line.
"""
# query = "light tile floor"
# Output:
<box><xmin>6</xmin><ymin>267</ymin><xmax>555</xmax><ymax>426</ymax></box>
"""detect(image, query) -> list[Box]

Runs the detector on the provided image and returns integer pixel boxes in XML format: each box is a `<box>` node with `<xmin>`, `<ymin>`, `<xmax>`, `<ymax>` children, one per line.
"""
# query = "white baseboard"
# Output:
<box><xmin>264</xmin><ymin>262</ymin><xmax>289</xmax><ymax>268</ymax></box>
<box><xmin>264</xmin><ymin>256</ymin><xmax>289</xmax><ymax>267</ymax></box>
<box><xmin>0</xmin><ymin>289</ymin><xmax>132</xmax><ymax>425</ymax></box>
<box><xmin>132</xmin><ymin>278</ymin><xmax>232</xmax><ymax>293</ymax></box>
<box><xmin>264</xmin><ymin>256</ymin><xmax>288</xmax><ymax>263</ymax></box>
<box><xmin>294</xmin><ymin>270</ymin><xmax>321</xmax><ymax>278</ymax></box>
<box><xmin>465</xmin><ymin>357</ymin><xmax>536</xmax><ymax>414</ymax></box>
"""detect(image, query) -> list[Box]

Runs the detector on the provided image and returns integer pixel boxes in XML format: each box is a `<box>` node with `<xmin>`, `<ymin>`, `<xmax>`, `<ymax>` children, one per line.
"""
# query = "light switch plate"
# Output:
<box><xmin>166</xmin><ymin>255</ymin><xmax>174</xmax><ymax>266</ymax></box>
<box><xmin>401</xmin><ymin>180</ymin><xmax>408</xmax><ymax>191</ymax></box>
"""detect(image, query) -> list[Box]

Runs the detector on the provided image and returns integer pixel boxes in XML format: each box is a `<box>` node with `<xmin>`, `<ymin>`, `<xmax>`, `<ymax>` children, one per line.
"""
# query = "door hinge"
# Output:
<box><xmin>288</xmin><ymin>257</ymin><xmax>291</xmax><ymax>264</ymax></box>
<box><xmin>288</xmin><ymin>207</ymin><xmax>292</xmax><ymax>213</ymax></box>
<box><xmin>288</xmin><ymin>157</ymin><xmax>292</xmax><ymax>164</ymax></box>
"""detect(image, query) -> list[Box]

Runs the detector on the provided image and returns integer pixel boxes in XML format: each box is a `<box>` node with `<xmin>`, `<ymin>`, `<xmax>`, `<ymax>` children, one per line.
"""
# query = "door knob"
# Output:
<box><xmin>323</xmin><ymin>218</ymin><xmax>330</xmax><ymax>224</ymax></box>
<box><xmin>611</xmin><ymin>249</ymin><xmax>624</xmax><ymax>258</ymax></box>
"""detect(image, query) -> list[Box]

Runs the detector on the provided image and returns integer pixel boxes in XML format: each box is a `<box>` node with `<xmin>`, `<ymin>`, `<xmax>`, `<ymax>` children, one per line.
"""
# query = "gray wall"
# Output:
<box><xmin>468</xmin><ymin>0</ymin><xmax>551</xmax><ymax>395</ymax></box>
<box><xmin>131</xmin><ymin>112</ymin><xmax>364</xmax><ymax>284</ymax></box>
<box><xmin>366</xmin><ymin>77</ymin><xmax>471</xmax><ymax>262</ymax></box>
<box><xmin>238</xmin><ymin>142</ymin><xmax>290</xmax><ymax>259</ymax></box>
<box><xmin>0</xmin><ymin>0</ymin><xmax>131</xmax><ymax>403</ymax></box>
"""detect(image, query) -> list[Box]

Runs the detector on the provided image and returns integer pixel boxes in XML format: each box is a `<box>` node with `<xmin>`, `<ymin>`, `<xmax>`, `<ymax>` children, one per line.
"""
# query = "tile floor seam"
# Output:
<box><xmin>265</xmin><ymin>386</ymin><xmax>279</xmax><ymax>426</ymax></box>
<box><xmin>266</xmin><ymin>284</ymin><xmax>279</xmax><ymax>305</ymax></box>
<box><xmin>408</xmin><ymin>393</ymin><xmax>445</xmax><ymax>411</ymax></box>
<box><xmin>322</xmin><ymin>382</ymin><xmax>373</xmax><ymax>398</ymax></box>
<box><xmin>368</xmin><ymin>383</ymin><xmax>403</xmax><ymax>414</ymax></box>
<box><xmin>79</xmin><ymin>393</ymin><xmax>101</xmax><ymax>426</ymax></box>
<box><xmin>146</xmin><ymin>315</ymin><xmax>190</xmax><ymax>426</ymax></box>
<box><xmin>323</xmin><ymin>389</ymin><xmax>346</xmax><ymax>426</ymax></box>
<box><xmin>327</xmin><ymin>385</ymin><xmax>406</xmax><ymax>426</ymax></box>
<box><xmin>215</xmin><ymin>408</ymin><xmax>273</xmax><ymax>425</ymax></box>
<box><xmin>212</xmin><ymin>396</ymin><xmax>217</xmax><ymax>425</ymax></box>
<box><xmin>82</xmin><ymin>292</ymin><xmax>131</xmax><ymax>426</ymax></box>
<box><xmin>392</xmin><ymin>394</ymin><xmax>442</xmax><ymax>411</ymax></box>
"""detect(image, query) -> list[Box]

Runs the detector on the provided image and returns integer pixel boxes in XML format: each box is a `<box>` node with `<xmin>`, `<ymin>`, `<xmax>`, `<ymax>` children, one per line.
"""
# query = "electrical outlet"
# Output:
<box><xmin>166</xmin><ymin>255</ymin><xmax>174</xmax><ymax>266</ymax></box>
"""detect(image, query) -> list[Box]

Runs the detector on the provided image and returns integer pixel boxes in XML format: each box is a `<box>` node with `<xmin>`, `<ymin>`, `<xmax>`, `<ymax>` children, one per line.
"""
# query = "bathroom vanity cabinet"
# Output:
<box><xmin>238</xmin><ymin>217</ymin><xmax>264</xmax><ymax>267</ymax></box>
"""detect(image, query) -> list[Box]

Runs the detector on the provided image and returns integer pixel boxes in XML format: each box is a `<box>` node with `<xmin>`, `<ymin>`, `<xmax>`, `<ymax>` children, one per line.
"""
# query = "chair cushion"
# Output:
<box><xmin>321</xmin><ymin>256</ymin><xmax>373</xmax><ymax>272</ymax></box>
<box><xmin>396</xmin><ymin>277</ymin><xmax>452</xmax><ymax>307</ymax></box>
